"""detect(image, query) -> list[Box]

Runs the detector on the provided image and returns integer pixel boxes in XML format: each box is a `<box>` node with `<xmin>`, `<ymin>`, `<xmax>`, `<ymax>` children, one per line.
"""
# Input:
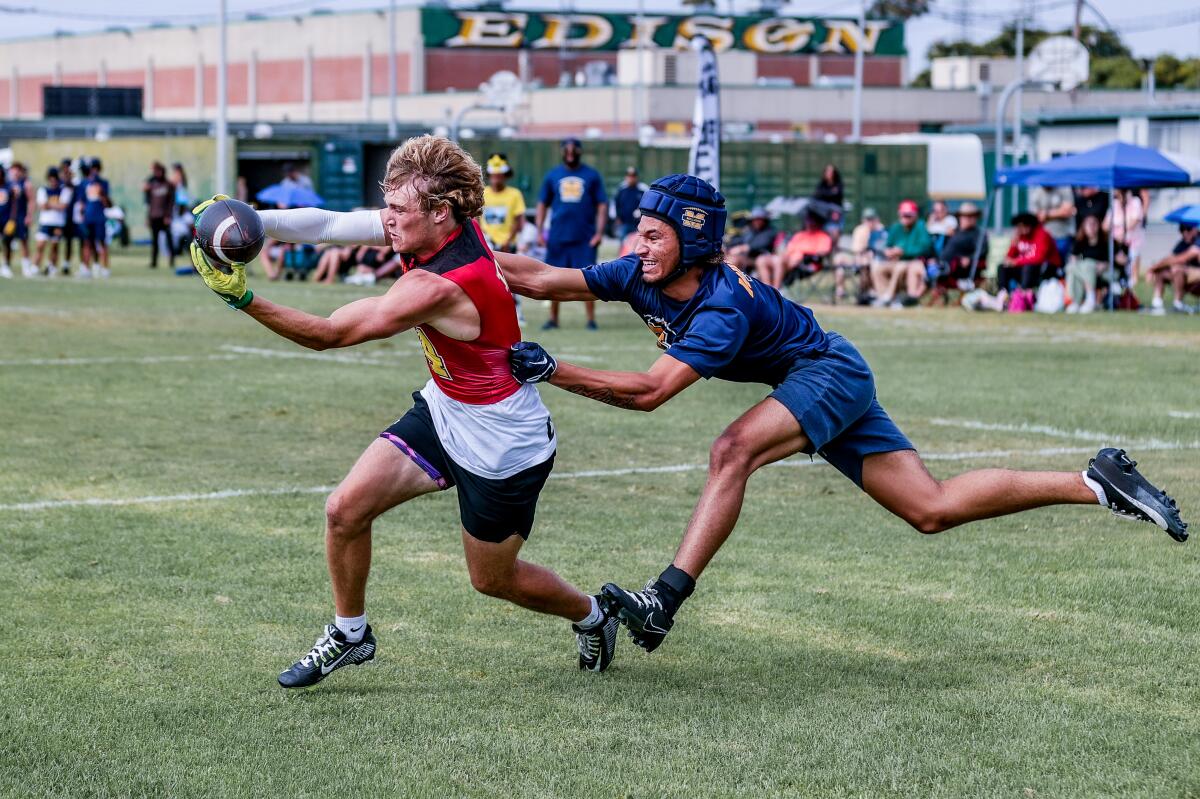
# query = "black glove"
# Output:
<box><xmin>509</xmin><ymin>341</ymin><xmax>558</xmax><ymax>384</ymax></box>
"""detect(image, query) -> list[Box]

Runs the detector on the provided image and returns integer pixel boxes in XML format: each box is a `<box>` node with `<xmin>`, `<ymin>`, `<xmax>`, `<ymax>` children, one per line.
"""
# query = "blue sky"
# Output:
<box><xmin>1</xmin><ymin>1</ymin><xmax>1198</xmax><ymax>80</ymax></box>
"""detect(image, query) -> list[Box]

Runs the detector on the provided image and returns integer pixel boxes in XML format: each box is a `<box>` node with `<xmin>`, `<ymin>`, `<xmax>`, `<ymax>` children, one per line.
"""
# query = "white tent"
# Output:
<box><xmin>863</xmin><ymin>133</ymin><xmax>986</xmax><ymax>201</ymax></box>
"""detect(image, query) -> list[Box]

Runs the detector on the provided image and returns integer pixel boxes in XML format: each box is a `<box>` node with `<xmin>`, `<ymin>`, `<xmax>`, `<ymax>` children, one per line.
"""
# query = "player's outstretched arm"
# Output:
<box><xmin>259</xmin><ymin>207</ymin><xmax>389</xmax><ymax>246</ymax></box>
<box><xmin>494</xmin><ymin>251</ymin><xmax>597</xmax><ymax>301</ymax></box>
<box><xmin>190</xmin><ymin>241</ymin><xmax>459</xmax><ymax>350</ymax></box>
<box><xmin>511</xmin><ymin>342</ymin><xmax>699</xmax><ymax>411</ymax></box>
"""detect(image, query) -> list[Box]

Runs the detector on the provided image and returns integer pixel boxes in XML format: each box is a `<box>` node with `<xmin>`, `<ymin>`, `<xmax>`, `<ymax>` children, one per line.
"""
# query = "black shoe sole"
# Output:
<box><xmin>1088</xmin><ymin>449</ymin><xmax>1188</xmax><ymax>542</ymax></box>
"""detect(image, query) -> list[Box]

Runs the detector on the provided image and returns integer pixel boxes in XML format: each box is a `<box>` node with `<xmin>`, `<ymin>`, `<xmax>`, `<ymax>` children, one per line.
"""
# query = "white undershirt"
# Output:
<box><xmin>420</xmin><ymin>380</ymin><xmax>556</xmax><ymax>479</ymax></box>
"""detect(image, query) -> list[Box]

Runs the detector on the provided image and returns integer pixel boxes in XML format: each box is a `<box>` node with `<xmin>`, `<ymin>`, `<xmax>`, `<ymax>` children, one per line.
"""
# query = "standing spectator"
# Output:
<box><xmin>170</xmin><ymin>163</ymin><xmax>193</xmax><ymax>258</ymax></box>
<box><xmin>280</xmin><ymin>162</ymin><xmax>314</xmax><ymax>191</ymax></box>
<box><xmin>2</xmin><ymin>162</ymin><xmax>36</xmax><ymax>278</ymax></box>
<box><xmin>1000</xmin><ymin>212</ymin><xmax>1060</xmax><ymax>310</ymax></box>
<box><xmin>480</xmin><ymin>153</ymin><xmax>525</xmax><ymax>253</ymax></box>
<box><xmin>536</xmin><ymin>136</ymin><xmax>607</xmax><ymax>330</ymax></box>
<box><xmin>1108</xmin><ymin>188</ymin><xmax>1145</xmax><ymax>286</ymax></box>
<box><xmin>1147</xmin><ymin>224</ymin><xmax>1200</xmax><ymax>315</ymax></box>
<box><xmin>33</xmin><ymin>166</ymin><xmax>71</xmax><ymax>277</ymax></box>
<box><xmin>872</xmin><ymin>199</ymin><xmax>933</xmax><ymax>307</ymax></box>
<box><xmin>939</xmin><ymin>202</ymin><xmax>987</xmax><ymax>288</ymax></box>
<box><xmin>1074</xmin><ymin>186</ymin><xmax>1109</xmax><ymax>226</ymax></box>
<box><xmin>726</xmin><ymin>207</ymin><xmax>778</xmax><ymax>279</ymax></box>
<box><xmin>1066</xmin><ymin>215</ymin><xmax>1124</xmax><ymax>314</ymax></box>
<box><xmin>143</xmin><ymin>161</ymin><xmax>175</xmax><ymax>269</ymax></box>
<box><xmin>613</xmin><ymin>166</ymin><xmax>646</xmax><ymax>240</ymax></box>
<box><xmin>58</xmin><ymin>159</ymin><xmax>79</xmax><ymax>275</ymax></box>
<box><xmin>79</xmin><ymin>158</ymin><xmax>112</xmax><ymax>279</ymax></box>
<box><xmin>1029</xmin><ymin>183</ymin><xmax>1075</xmax><ymax>265</ymax></box>
<box><xmin>481</xmin><ymin>152</ymin><xmax>528</xmax><ymax>324</ymax></box>
<box><xmin>812</xmin><ymin>163</ymin><xmax>844</xmax><ymax>240</ymax></box>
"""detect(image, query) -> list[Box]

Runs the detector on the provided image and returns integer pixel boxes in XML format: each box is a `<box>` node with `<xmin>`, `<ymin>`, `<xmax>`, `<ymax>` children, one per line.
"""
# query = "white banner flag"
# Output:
<box><xmin>688</xmin><ymin>35</ymin><xmax>720</xmax><ymax>189</ymax></box>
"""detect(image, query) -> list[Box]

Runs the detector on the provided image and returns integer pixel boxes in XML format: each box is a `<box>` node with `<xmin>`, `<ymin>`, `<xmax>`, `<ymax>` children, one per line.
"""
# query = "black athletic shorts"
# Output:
<box><xmin>380</xmin><ymin>392</ymin><xmax>555</xmax><ymax>543</ymax></box>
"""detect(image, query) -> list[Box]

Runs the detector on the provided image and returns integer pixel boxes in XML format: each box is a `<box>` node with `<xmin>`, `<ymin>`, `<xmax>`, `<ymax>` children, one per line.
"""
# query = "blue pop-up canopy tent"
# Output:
<box><xmin>975</xmin><ymin>141</ymin><xmax>1200</xmax><ymax>307</ymax></box>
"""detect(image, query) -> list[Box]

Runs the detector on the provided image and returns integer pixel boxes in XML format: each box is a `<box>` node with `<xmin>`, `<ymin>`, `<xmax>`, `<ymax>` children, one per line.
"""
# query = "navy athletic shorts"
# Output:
<box><xmin>81</xmin><ymin>220</ymin><xmax>106</xmax><ymax>245</ymax></box>
<box><xmin>545</xmin><ymin>240</ymin><xmax>597</xmax><ymax>269</ymax></box>
<box><xmin>380</xmin><ymin>392</ymin><xmax>555</xmax><ymax>543</ymax></box>
<box><xmin>770</xmin><ymin>332</ymin><xmax>914</xmax><ymax>488</ymax></box>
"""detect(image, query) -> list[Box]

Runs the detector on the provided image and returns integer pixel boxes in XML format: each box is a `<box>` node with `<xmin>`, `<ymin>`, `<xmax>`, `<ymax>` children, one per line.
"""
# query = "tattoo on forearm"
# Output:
<box><xmin>563</xmin><ymin>384</ymin><xmax>639</xmax><ymax>410</ymax></box>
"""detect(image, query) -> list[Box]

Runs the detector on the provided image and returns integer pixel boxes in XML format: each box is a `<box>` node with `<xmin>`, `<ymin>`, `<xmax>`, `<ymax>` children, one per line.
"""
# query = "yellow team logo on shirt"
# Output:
<box><xmin>416</xmin><ymin>327</ymin><xmax>453</xmax><ymax>380</ymax></box>
<box><xmin>557</xmin><ymin>176</ymin><xmax>585</xmax><ymax>202</ymax></box>
<box><xmin>727</xmin><ymin>263</ymin><xmax>755</xmax><ymax>297</ymax></box>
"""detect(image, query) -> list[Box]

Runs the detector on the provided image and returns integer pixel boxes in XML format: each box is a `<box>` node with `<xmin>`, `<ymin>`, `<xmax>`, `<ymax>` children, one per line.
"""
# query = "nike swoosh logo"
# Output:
<box><xmin>320</xmin><ymin>647</ymin><xmax>355</xmax><ymax>675</ymax></box>
<box><xmin>349</xmin><ymin>626</ymin><xmax>363</xmax><ymax>633</ymax></box>
<box><xmin>642</xmin><ymin>615</ymin><xmax>669</xmax><ymax>634</ymax></box>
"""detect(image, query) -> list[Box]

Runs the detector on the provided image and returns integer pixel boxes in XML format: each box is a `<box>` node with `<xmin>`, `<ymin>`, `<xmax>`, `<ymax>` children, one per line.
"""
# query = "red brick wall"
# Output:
<box><xmin>755</xmin><ymin>54</ymin><xmax>904</xmax><ymax>87</ymax></box>
<box><xmin>258</xmin><ymin>59</ymin><xmax>304</xmax><ymax>104</ymax></box>
<box><xmin>313</xmin><ymin>56</ymin><xmax>362</xmax><ymax>102</ymax></box>
<box><xmin>0</xmin><ymin>79</ymin><xmax>9</xmax><ymax>113</ymax></box>
<box><xmin>18</xmin><ymin>75</ymin><xmax>44</xmax><ymax>115</ymax></box>
<box><xmin>60</xmin><ymin>72</ymin><xmax>100</xmax><ymax>86</ymax></box>
<box><xmin>755</xmin><ymin>55</ymin><xmax>812</xmax><ymax>86</ymax></box>
<box><xmin>369</xmin><ymin>52</ymin><xmax>412</xmax><ymax>96</ymax></box>
<box><xmin>423</xmin><ymin>50</ymin><xmax>615</xmax><ymax>92</ymax></box>
<box><xmin>154</xmin><ymin>66</ymin><xmax>195</xmax><ymax>109</ymax></box>
<box><xmin>201</xmin><ymin>63</ymin><xmax>248</xmax><ymax>106</ymax></box>
<box><xmin>106</xmin><ymin>69</ymin><xmax>144</xmax><ymax>88</ymax></box>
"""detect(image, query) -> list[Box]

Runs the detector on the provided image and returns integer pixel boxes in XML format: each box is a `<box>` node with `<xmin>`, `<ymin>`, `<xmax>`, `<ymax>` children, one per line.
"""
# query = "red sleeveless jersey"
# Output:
<box><xmin>402</xmin><ymin>219</ymin><xmax>522</xmax><ymax>405</ymax></box>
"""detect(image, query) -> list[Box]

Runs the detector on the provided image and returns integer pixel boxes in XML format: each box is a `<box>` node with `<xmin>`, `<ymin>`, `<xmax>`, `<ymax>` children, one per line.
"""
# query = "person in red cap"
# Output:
<box><xmin>871</xmin><ymin>199</ymin><xmax>934</xmax><ymax>306</ymax></box>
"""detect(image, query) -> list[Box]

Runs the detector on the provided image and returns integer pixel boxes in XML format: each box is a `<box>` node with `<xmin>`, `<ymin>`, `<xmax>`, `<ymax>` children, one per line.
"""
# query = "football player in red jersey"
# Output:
<box><xmin>189</xmin><ymin>136</ymin><xmax>618</xmax><ymax>687</ymax></box>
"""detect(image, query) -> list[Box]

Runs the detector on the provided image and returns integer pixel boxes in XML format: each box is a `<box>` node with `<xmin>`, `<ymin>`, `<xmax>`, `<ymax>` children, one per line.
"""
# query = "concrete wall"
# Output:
<box><xmin>9</xmin><ymin>136</ymin><xmax>230</xmax><ymax>240</ymax></box>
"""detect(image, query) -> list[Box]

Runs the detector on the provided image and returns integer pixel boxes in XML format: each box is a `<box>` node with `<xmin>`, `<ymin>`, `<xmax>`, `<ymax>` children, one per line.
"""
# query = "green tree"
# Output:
<box><xmin>867</xmin><ymin>0</ymin><xmax>929</xmax><ymax>19</ymax></box>
<box><xmin>1090</xmin><ymin>56</ymin><xmax>1143</xmax><ymax>89</ymax></box>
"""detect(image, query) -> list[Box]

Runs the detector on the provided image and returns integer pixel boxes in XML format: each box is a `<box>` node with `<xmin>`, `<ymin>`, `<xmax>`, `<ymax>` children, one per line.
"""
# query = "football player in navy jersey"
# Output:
<box><xmin>499</xmin><ymin>173</ymin><xmax>1188</xmax><ymax>656</ymax></box>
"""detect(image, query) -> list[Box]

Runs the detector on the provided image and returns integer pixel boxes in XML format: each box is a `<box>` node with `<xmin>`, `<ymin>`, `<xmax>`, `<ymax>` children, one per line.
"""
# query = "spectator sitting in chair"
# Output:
<box><xmin>1147</xmin><ymin>223</ymin><xmax>1200</xmax><ymax>315</ymax></box>
<box><xmin>872</xmin><ymin>199</ymin><xmax>934</xmax><ymax>307</ymax></box>
<box><xmin>1066</xmin><ymin>215</ymin><xmax>1125</xmax><ymax>314</ymax></box>
<box><xmin>925</xmin><ymin>200</ymin><xmax>958</xmax><ymax>237</ymax></box>
<box><xmin>727</xmin><ymin>206</ymin><xmax>779</xmax><ymax>279</ymax></box>
<box><xmin>835</xmin><ymin>207</ymin><xmax>885</xmax><ymax>304</ymax></box>
<box><xmin>1000</xmin><ymin>212</ymin><xmax>1061</xmax><ymax>311</ymax></box>
<box><xmin>770</xmin><ymin>211</ymin><xmax>833</xmax><ymax>289</ymax></box>
<box><xmin>938</xmin><ymin>202</ymin><xmax>988</xmax><ymax>290</ymax></box>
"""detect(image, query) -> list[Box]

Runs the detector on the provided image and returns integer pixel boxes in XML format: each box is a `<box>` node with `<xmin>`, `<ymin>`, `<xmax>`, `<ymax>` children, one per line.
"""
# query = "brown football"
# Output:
<box><xmin>195</xmin><ymin>198</ymin><xmax>266</xmax><ymax>271</ymax></box>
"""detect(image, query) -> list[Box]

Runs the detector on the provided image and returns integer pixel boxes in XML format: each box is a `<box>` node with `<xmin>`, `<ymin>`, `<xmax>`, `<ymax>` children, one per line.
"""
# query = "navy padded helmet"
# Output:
<box><xmin>638</xmin><ymin>174</ymin><xmax>727</xmax><ymax>265</ymax></box>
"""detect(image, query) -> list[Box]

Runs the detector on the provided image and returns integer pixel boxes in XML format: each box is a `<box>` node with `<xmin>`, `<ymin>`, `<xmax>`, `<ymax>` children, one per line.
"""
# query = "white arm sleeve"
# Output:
<box><xmin>259</xmin><ymin>208</ymin><xmax>387</xmax><ymax>246</ymax></box>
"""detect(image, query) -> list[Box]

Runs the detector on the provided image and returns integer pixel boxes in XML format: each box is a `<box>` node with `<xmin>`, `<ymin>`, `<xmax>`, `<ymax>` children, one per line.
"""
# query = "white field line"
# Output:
<box><xmin>1169</xmin><ymin>410</ymin><xmax>1200</xmax><ymax>419</ymax></box>
<box><xmin>0</xmin><ymin>353</ymin><xmax>248</xmax><ymax>367</ymax></box>
<box><xmin>7</xmin><ymin>441</ymin><xmax>1196</xmax><ymax>514</ymax></box>
<box><xmin>926</xmin><ymin>417</ymin><xmax>1194</xmax><ymax>451</ymax></box>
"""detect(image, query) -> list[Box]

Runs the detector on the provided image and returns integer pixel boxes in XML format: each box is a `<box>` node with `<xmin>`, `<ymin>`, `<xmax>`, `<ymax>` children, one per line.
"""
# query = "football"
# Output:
<box><xmin>194</xmin><ymin>198</ymin><xmax>266</xmax><ymax>270</ymax></box>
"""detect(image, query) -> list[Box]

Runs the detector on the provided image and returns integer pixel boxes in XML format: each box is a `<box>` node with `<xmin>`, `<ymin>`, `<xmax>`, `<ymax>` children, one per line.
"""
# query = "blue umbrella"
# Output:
<box><xmin>256</xmin><ymin>183</ymin><xmax>324</xmax><ymax>208</ymax></box>
<box><xmin>1164</xmin><ymin>204</ymin><xmax>1200</xmax><ymax>225</ymax></box>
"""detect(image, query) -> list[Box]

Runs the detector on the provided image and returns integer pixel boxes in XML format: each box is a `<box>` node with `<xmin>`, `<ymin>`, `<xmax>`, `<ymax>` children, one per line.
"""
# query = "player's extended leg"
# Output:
<box><xmin>603</xmin><ymin>397</ymin><xmax>808</xmax><ymax>651</ymax></box>
<box><xmin>277</xmin><ymin>438</ymin><xmax>440</xmax><ymax>689</ymax></box>
<box><xmin>861</xmin><ymin>449</ymin><xmax>1093</xmax><ymax>533</ymax></box>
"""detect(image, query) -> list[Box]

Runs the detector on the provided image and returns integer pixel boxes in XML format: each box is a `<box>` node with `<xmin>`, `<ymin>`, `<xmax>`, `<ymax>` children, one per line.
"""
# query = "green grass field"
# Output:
<box><xmin>3</xmin><ymin>250</ymin><xmax>1199</xmax><ymax>798</ymax></box>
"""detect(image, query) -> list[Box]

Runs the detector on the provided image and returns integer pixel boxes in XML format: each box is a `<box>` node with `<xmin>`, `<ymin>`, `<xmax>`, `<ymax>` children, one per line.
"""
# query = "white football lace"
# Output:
<box><xmin>577</xmin><ymin>631</ymin><xmax>600</xmax><ymax>660</ymax></box>
<box><xmin>626</xmin><ymin>586</ymin><xmax>664</xmax><ymax>612</ymax></box>
<box><xmin>300</xmin><ymin>629</ymin><xmax>342</xmax><ymax>667</ymax></box>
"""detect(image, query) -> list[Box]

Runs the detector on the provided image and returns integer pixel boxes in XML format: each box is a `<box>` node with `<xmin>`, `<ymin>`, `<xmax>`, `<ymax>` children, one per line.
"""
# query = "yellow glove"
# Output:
<box><xmin>191</xmin><ymin>194</ymin><xmax>231</xmax><ymax>222</ymax></box>
<box><xmin>190</xmin><ymin>241</ymin><xmax>253</xmax><ymax>310</ymax></box>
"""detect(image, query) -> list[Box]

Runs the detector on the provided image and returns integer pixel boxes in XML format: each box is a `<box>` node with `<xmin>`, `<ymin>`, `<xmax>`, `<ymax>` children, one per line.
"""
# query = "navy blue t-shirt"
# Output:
<box><xmin>80</xmin><ymin>177</ymin><xmax>110</xmax><ymax>224</ymax></box>
<box><xmin>539</xmin><ymin>163</ymin><xmax>607</xmax><ymax>246</ymax></box>
<box><xmin>583</xmin><ymin>255</ymin><xmax>830</xmax><ymax>386</ymax></box>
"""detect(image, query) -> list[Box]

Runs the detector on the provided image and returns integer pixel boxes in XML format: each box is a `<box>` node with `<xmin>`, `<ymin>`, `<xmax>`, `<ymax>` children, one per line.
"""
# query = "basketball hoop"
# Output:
<box><xmin>1027</xmin><ymin>36</ymin><xmax>1089</xmax><ymax>91</ymax></box>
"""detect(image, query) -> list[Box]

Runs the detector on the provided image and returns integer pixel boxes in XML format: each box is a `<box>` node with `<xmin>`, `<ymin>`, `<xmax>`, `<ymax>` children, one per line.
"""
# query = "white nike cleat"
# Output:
<box><xmin>278</xmin><ymin>624</ymin><xmax>376</xmax><ymax>688</ymax></box>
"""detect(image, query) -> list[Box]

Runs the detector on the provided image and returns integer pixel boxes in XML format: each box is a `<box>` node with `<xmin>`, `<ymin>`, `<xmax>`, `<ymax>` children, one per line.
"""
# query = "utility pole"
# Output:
<box><xmin>1073</xmin><ymin>0</ymin><xmax>1084</xmax><ymax>40</ymax></box>
<box><xmin>388</xmin><ymin>0</ymin><xmax>398</xmax><ymax>140</ymax></box>
<box><xmin>1010</xmin><ymin>15</ymin><xmax>1025</xmax><ymax>219</ymax></box>
<box><xmin>216</xmin><ymin>0</ymin><xmax>228</xmax><ymax>193</ymax></box>
<box><xmin>850</xmin><ymin>0</ymin><xmax>865</xmax><ymax>141</ymax></box>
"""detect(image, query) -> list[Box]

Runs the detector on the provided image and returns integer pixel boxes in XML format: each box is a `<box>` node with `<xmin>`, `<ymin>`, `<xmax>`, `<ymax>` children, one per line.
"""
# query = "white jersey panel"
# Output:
<box><xmin>420</xmin><ymin>379</ymin><xmax>555</xmax><ymax>480</ymax></box>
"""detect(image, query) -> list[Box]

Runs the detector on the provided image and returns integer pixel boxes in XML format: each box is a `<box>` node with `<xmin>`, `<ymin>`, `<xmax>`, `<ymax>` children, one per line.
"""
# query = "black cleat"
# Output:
<box><xmin>600</xmin><ymin>582</ymin><xmax>675</xmax><ymax>653</ymax></box>
<box><xmin>278</xmin><ymin>624</ymin><xmax>376</xmax><ymax>689</ymax></box>
<box><xmin>573</xmin><ymin>598</ymin><xmax>618</xmax><ymax>673</ymax></box>
<box><xmin>1087</xmin><ymin>448</ymin><xmax>1188</xmax><ymax>542</ymax></box>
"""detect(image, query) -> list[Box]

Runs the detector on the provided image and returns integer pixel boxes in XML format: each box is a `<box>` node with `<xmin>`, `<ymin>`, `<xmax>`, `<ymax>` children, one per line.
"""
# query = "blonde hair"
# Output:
<box><xmin>381</xmin><ymin>135</ymin><xmax>485</xmax><ymax>223</ymax></box>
